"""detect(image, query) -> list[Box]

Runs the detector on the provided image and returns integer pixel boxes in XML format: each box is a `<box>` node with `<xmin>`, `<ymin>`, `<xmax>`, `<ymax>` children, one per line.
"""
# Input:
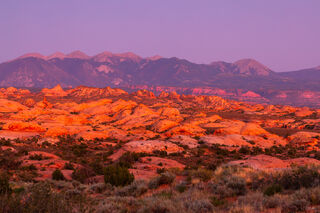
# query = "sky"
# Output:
<box><xmin>1</xmin><ymin>0</ymin><xmax>320</xmax><ymax>72</ymax></box>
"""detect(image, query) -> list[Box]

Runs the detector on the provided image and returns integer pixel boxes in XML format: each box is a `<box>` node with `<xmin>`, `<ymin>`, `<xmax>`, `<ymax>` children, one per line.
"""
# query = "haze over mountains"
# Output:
<box><xmin>0</xmin><ymin>51</ymin><xmax>320</xmax><ymax>107</ymax></box>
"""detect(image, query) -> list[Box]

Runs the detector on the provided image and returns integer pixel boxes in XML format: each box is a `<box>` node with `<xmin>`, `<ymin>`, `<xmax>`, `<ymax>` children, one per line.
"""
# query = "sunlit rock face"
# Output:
<box><xmin>228</xmin><ymin>154</ymin><xmax>320</xmax><ymax>170</ymax></box>
<box><xmin>41</xmin><ymin>84</ymin><xmax>67</xmax><ymax>97</ymax></box>
<box><xmin>0</xmin><ymin>86</ymin><xmax>319</xmax><ymax>143</ymax></box>
<box><xmin>0</xmin><ymin>86</ymin><xmax>319</xmax><ymax>184</ymax></box>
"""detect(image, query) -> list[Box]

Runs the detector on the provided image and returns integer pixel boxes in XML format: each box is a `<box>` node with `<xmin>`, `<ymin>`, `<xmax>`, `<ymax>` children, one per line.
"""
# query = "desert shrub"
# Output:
<box><xmin>157</xmin><ymin>172</ymin><xmax>175</xmax><ymax>185</ymax></box>
<box><xmin>148</xmin><ymin>172</ymin><xmax>175</xmax><ymax>189</ymax></box>
<box><xmin>263</xmin><ymin>195</ymin><xmax>283</xmax><ymax>209</ymax></box>
<box><xmin>104</xmin><ymin>164</ymin><xmax>134</xmax><ymax>187</ymax></box>
<box><xmin>20</xmin><ymin>164</ymin><xmax>37</xmax><ymax>171</ymax></box>
<box><xmin>52</xmin><ymin>169</ymin><xmax>65</xmax><ymax>181</ymax></box>
<box><xmin>0</xmin><ymin>182</ymin><xmax>74</xmax><ymax>213</ymax></box>
<box><xmin>118</xmin><ymin>152</ymin><xmax>145</xmax><ymax>168</ymax></box>
<box><xmin>236</xmin><ymin>192</ymin><xmax>264</xmax><ymax>212</ymax></box>
<box><xmin>13</xmin><ymin>186</ymin><xmax>25</xmax><ymax>194</ymax></box>
<box><xmin>89</xmin><ymin>183</ymin><xmax>108</xmax><ymax>194</ymax></box>
<box><xmin>96</xmin><ymin>201</ymin><xmax>124</xmax><ymax>213</ymax></box>
<box><xmin>137</xmin><ymin>197</ymin><xmax>177</xmax><ymax>213</ymax></box>
<box><xmin>0</xmin><ymin>152</ymin><xmax>22</xmax><ymax>170</ymax></box>
<box><xmin>152</xmin><ymin>150</ymin><xmax>167</xmax><ymax>157</ymax></box>
<box><xmin>58</xmin><ymin>134</ymin><xmax>76</xmax><ymax>143</ymax></box>
<box><xmin>277</xmin><ymin>165</ymin><xmax>320</xmax><ymax>190</ymax></box>
<box><xmin>229</xmin><ymin>204</ymin><xmax>255</xmax><ymax>213</ymax></box>
<box><xmin>63</xmin><ymin>162</ymin><xmax>74</xmax><ymax>170</ymax></box>
<box><xmin>251</xmin><ymin>146</ymin><xmax>264</xmax><ymax>155</ymax></box>
<box><xmin>89</xmin><ymin>159</ymin><xmax>104</xmax><ymax>175</ymax></box>
<box><xmin>0</xmin><ymin>138</ymin><xmax>11</xmax><ymax>146</ymax></box>
<box><xmin>116</xmin><ymin>180</ymin><xmax>148</xmax><ymax>197</ymax></box>
<box><xmin>175</xmin><ymin>181</ymin><xmax>188</xmax><ymax>193</ymax></box>
<box><xmin>72</xmin><ymin>143</ymin><xmax>88</xmax><ymax>157</ymax></box>
<box><xmin>212</xmin><ymin>145</ymin><xmax>230</xmax><ymax>156</ymax></box>
<box><xmin>308</xmin><ymin>187</ymin><xmax>320</xmax><ymax>205</ymax></box>
<box><xmin>96</xmin><ymin>196</ymin><xmax>140</xmax><ymax>213</ymax></box>
<box><xmin>281</xmin><ymin>199</ymin><xmax>309</xmax><ymax>213</ymax></box>
<box><xmin>247</xmin><ymin>170</ymin><xmax>271</xmax><ymax>191</ymax></box>
<box><xmin>29</xmin><ymin>154</ymin><xmax>47</xmax><ymax>161</ymax></box>
<box><xmin>184</xmin><ymin>199</ymin><xmax>214</xmax><ymax>213</ymax></box>
<box><xmin>208</xmin><ymin>182</ymin><xmax>233</xmax><ymax>199</ymax></box>
<box><xmin>238</xmin><ymin>146</ymin><xmax>251</xmax><ymax>154</ymax></box>
<box><xmin>191</xmin><ymin>168</ymin><xmax>213</xmax><ymax>182</ymax></box>
<box><xmin>291</xmin><ymin>187</ymin><xmax>320</xmax><ymax>206</ymax></box>
<box><xmin>263</xmin><ymin>184</ymin><xmax>282</xmax><ymax>196</ymax></box>
<box><xmin>0</xmin><ymin>172</ymin><xmax>11</xmax><ymax>194</ymax></box>
<box><xmin>156</xmin><ymin>168</ymin><xmax>166</xmax><ymax>174</ymax></box>
<box><xmin>210</xmin><ymin>196</ymin><xmax>227</xmax><ymax>207</ymax></box>
<box><xmin>209</xmin><ymin>166</ymin><xmax>247</xmax><ymax>198</ymax></box>
<box><xmin>72</xmin><ymin>166</ymin><xmax>95</xmax><ymax>183</ymax></box>
<box><xmin>226</xmin><ymin>176</ymin><xmax>247</xmax><ymax>196</ymax></box>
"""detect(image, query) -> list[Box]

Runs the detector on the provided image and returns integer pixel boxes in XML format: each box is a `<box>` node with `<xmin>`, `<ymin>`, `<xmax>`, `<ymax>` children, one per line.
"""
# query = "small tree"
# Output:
<box><xmin>104</xmin><ymin>164</ymin><xmax>134</xmax><ymax>186</ymax></box>
<box><xmin>52</xmin><ymin>169</ymin><xmax>65</xmax><ymax>180</ymax></box>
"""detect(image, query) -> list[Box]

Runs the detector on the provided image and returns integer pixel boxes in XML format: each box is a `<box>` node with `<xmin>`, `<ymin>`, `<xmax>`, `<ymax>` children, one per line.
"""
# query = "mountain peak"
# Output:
<box><xmin>147</xmin><ymin>55</ymin><xmax>162</xmax><ymax>61</ymax></box>
<box><xmin>92</xmin><ymin>51</ymin><xmax>115</xmax><ymax>62</ymax></box>
<box><xmin>234</xmin><ymin>58</ymin><xmax>273</xmax><ymax>76</ymax></box>
<box><xmin>18</xmin><ymin>53</ymin><xmax>45</xmax><ymax>60</ymax></box>
<box><xmin>93</xmin><ymin>51</ymin><xmax>141</xmax><ymax>62</ymax></box>
<box><xmin>67</xmin><ymin>50</ymin><xmax>90</xmax><ymax>59</ymax></box>
<box><xmin>47</xmin><ymin>52</ymin><xmax>66</xmax><ymax>60</ymax></box>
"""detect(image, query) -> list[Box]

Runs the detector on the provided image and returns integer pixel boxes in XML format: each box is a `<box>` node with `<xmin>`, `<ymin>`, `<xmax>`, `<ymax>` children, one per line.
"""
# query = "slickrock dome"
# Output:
<box><xmin>0</xmin><ymin>99</ymin><xmax>27</xmax><ymax>112</ymax></box>
<box><xmin>41</xmin><ymin>84</ymin><xmax>67</xmax><ymax>97</ymax></box>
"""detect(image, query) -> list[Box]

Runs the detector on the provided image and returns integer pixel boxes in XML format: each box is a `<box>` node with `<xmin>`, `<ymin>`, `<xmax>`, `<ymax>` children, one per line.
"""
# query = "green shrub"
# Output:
<box><xmin>89</xmin><ymin>160</ymin><xmax>104</xmax><ymax>175</ymax></box>
<box><xmin>104</xmin><ymin>164</ymin><xmax>134</xmax><ymax>186</ymax></box>
<box><xmin>63</xmin><ymin>162</ymin><xmax>74</xmax><ymax>170</ymax></box>
<box><xmin>72</xmin><ymin>143</ymin><xmax>88</xmax><ymax>157</ymax></box>
<box><xmin>52</xmin><ymin>169</ymin><xmax>65</xmax><ymax>181</ymax></box>
<box><xmin>263</xmin><ymin>184</ymin><xmax>282</xmax><ymax>196</ymax></box>
<box><xmin>239</xmin><ymin>146</ymin><xmax>251</xmax><ymax>154</ymax></box>
<box><xmin>118</xmin><ymin>152</ymin><xmax>144</xmax><ymax>168</ymax></box>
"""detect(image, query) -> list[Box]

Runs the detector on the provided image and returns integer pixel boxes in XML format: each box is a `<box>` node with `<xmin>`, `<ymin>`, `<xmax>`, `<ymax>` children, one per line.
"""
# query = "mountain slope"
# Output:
<box><xmin>0</xmin><ymin>51</ymin><xmax>319</xmax><ymax>96</ymax></box>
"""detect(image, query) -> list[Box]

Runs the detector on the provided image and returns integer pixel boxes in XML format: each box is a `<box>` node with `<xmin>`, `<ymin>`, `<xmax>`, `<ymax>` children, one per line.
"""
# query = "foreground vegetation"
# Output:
<box><xmin>1</xmin><ymin>164</ymin><xmax>320</xmax><ymax>213</ymax></box>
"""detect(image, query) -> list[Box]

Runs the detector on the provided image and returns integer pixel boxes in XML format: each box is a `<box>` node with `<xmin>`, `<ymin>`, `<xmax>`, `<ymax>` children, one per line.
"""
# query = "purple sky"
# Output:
<box><xmin>1</xmin><ymin>0</ymin><xmax>320</xmax><ymax>72</ymax></box>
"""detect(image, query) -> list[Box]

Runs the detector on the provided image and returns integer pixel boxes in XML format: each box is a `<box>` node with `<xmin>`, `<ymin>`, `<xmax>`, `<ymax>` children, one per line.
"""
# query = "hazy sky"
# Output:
<box><xmin>1</xmin><ymin>0</ymin><xmax>320</xmax><ymax>71</ymax></box>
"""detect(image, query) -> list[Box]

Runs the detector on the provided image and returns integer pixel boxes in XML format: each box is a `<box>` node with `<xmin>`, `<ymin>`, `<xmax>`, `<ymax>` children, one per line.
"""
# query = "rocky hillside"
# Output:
<box><xmin>0</xmin><ymin>86</ymin><xmax>320</xmax><ymax>212</ymax></box>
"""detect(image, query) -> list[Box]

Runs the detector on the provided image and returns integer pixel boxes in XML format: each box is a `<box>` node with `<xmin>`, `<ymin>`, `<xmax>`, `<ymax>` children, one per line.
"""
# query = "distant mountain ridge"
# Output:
<box><xmin>0</xmin><ymin>51</ymin><xmax>320</xmax><ymax>107</ymax></box>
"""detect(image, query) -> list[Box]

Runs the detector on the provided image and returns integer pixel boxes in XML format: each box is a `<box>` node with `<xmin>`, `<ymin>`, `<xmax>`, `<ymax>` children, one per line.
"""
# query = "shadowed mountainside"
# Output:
<box><xmin>0</xmin><ymin>51</ymin><xmax>320</xmax><ymax>107</ymax></box>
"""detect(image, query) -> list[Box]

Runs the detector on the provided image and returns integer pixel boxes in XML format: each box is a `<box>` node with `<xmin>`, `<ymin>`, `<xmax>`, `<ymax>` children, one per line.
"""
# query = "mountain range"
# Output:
<box><xmin>0</xmin><ymin>51</ymin><xmax>320</xmax><ymax>107</ymax></box>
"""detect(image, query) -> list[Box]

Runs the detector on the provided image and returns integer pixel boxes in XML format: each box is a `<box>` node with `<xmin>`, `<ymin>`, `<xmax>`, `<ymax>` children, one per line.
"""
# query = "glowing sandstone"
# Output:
<box><xmin>0</xmin><ymin>99</ymin><xmax>27</xmax><ymax>112</ymax></box>
<box><xmin>3</xmin><ymin>121</ymin><xmax>45</xmax><ymax>132</ymax></box>
<box><xmin>41</xmin><ymin>84</ymin><xmax>67</xmax><ymax>97</ymax></box>
<box><xmin>228</xmin><ymin>154</ymin><xmax>320</xmax><ymax>170</ymax></box>
<box><xmin>109</xmin><ymin>140</ymin><xmax>183</xmax><ymax>160</ymax></box>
